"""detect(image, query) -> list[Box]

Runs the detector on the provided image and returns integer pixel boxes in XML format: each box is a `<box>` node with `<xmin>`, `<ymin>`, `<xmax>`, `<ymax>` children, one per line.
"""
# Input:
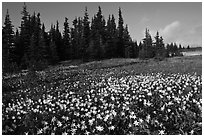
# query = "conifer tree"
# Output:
<box><xmin>14</xmin><ymin>28</ymin><xmax>21</xmax><ymax>65</ymax></box>
<box><xmin>105</xmin><ymin>15</ymin><xmax>113</xmax><ymax>58</ymax></box>
<box><xmin>139</xmin><ymin>28</ymin><xmax>153</xmax><ymax>59</ymax></box>
<box><xmin>41</xmin><ymin>23</ymin><xmax>50</xmax><ymax>61</ymax></box>
<box><xmin>123</xmin><ymin>24</ymin><xmax>132</xmax><ymax>57</ymax></box>
<box><xmin>179</xmin><ymin>44</ymin><xmax>182</xmax><ymax>49</ymax></box>
<box><xmin>2</xmin><ymin>9</ymin><xmax>16</xmax><ymax>72</ymax></box>
<box><xmin>90</xmin><ymin>6</ymin><xmax>105</xmax><ymax>59</ymax></box>
<box><xmin>38</xmin><ymin>27</ymin><xmax>47</xmax><ymax>62</ymax></box>
<box><xmin>82</xmin><ymin>7</ymin><xmax>90</xmax><ymax>61</ymax></box>
<box><xmin>54</xmin><ymin>20</ymin><xmax>63</xmax><ymax>61</ymax></box>
<box><xmin>49</xmin><ymin>26</ymin><xmax>59</xmax><ymax>65</ymax></box>
<box><xmin>2</xmin><ymin>9</ymin><xmax>15</xmax><ymax>62</ymax></box>
<box><xmin>63</xmin><ymin>17</ymin><xmax>71</xmax><ymax>60</ymax></box>
<box><xmin>154</xmin><ymin>31</ymin><xmax>165</xmax><ymax>58</ymax></box>
<box><xmin>117</xmin><ymin>7</ymin><xmax>125</xmax><ymax>57</ymax></box>
<box><xmin>20</xmin><ymin>3</ymin><xmax>31</xmax><ymax>68</ymax></box>
<box><xmin>71</xmin><ymin>17</ymin><xmax>79</xmax><ymax>59</ymax></box>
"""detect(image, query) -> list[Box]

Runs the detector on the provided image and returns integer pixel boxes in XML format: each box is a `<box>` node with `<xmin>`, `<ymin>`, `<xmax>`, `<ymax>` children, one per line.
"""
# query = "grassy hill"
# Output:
<box><xmin>2</xmin><ymin>55</ymin><xmax>202</xmax><ymax>135</ymax></box>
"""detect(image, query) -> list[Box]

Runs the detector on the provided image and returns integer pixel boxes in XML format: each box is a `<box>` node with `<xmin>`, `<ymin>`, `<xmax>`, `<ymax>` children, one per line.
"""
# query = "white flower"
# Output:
<box><xmin>62</xmin><ymin>132</ymin><xmax>68</xmax><ymax>135</ymax></box>
<box><xmin>88</xmin><ymin>119</ymin><xmax>94</xmax><ymax>126</ymax></box>
<box><xmin>92</xmin><ymin>110</ymin><xmax>97</xmax><ymax>114</ymax></box>
<box><xmin>96</xmin><ymin>126</ymin><xmax>104</xmax><ymax>131</ymax></box>
<box><xmin>121</xmin><ymin>111</ymin><xmax>125</xmax><ymax>116</ymax></box>
<box><xmin>158</xmin><ymin>130</ymin><xmax>165</xmax><ymax>135</ymax></box>
<box><xmin>133</xmin><ymin>120</ymin><xmax>139</xmax><ymax>126</ymax></box>
<box><xmin>139</xmin><ymin>118</ymin><xmax>143</xmax><ymax>123</ymax></box>
<box><xmin>57</xmin><ymin>120</ymin><xmax>62</xmax><ymax>127</ymax></box>
<box><xmin>167</xmin><ymin>109</ymin><xmax>171</xmax><ymax>112</ymax></box>
<box><xmin>132</xmin><ymin>115</ymin><xmax>137</xmax><ymax>119</ymax></box>
<box><xmin>97</xmin><ymin>114</ymin><xmax>102</xmax><ymax>119</ymax></box>
<box><xmin>71</xmin><ymin>128</ymin><xmax>77</xmax><ymax>135</ymax></box>
<box><xmin>104</xmin><ymin>114</ymin><xmax>109</xmax><ymax>121</ymax></box>
<box><xmin>190</xmin><ymin>130</ymin><xmax>194</xmax><ymax>135</ymax></box>
<box><xmin>161</xmin><ymin>105</ymin><xmax>165</xmax><ymax>111</ymax></box>
<box><xmin>81</xmin><ymin>124</ymin><xmax>87</xmax><ymax>130</ymax></box>
<box><xmin>85</xmin><ymin>131</ymin><xmax>90</xmax><ymax>135</ymax></box>
<box><xmin>147</xmin><ymin>92</ymin><xmax>152</xmax><ymax>96</ymax></box>
<box><xmin>109</xmin><ymin>125</ymin><xmax>115</xmax><ymax>130</ymax></box>
<box><xmin>42</xmin><ymin>121</ymin><xmax>48</xmax><ymax>125</ymax></box>
<box><xmin>51</xmin><ymin>116</ymin><xmax>56</xmax><ymax>123</ymax></box>
<box><xmin>111</xmin><ymin>96</ymin><xmax>115</xmax><ymax>101</ymax></box>
<box><xmin>167</xmin><ymin>87</ymin><xmax>171</xmax><ymax>91</ymax></box>
<box><xmin>112</xmin><ymin>110</ymin><xmax>117</xmax><ymax>116</ymax></box>
<box><xmin>37</xmin><ymin>128</ymin><xmax>43</xmax><ymax>134</ymax></box>
<box><xmin>146</xmin><ymin>114</ymin><xmax>151</xmax><ymax>123</ymax></box>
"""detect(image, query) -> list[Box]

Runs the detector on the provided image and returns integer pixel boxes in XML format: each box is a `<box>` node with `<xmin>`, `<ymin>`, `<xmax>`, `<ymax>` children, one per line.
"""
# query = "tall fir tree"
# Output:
<box><xmin>123</xmin><ymin>24</ymin><xmax>132</xmax><ymax>57</ymax></box>
<box><xmin>20</xmin><ymin>3</ymin><xmax>30</xmax><ymax>68</ymax></box>
<box><xmin>63</xmin><ymin>17</ymin><xmax>71</xmax><ymax>60</ymax></box>
<box><xmin>14</xmin><ymin>28</ymin><xmax>21</xmax><ymax>65</ymax></box>
<box><xmin>55</xmin><ymin>21</ymin><xmax>63</xmax><ymax>61</ymax></box>
<box><xmin>89</xmin><ymin>7</ymin><xmax>106</xmax><ymax>59</ymax></box>
<box><xmin>48</xmin><ymin>25</ymin><xmax>59</xmax><ymax>64</ymax></box>
<box><xmin>41</xmin><ymin>23</ymin><xmax>50</xmax><ymax>61</ymax></box>
<box><xmin>2</xmin><ymin>9</ymin><xmax>15</xmax><ymax>62</ymax></box>
<box><xmin>71</xmin><ymin>17</ymin><xmax>79</xmax><ymax>59</ymax></box>
<box><xmin>82</xmin><ymin>7</ymin><xmax>90</xmax><ymax>61</ymax></box>
<box><xmin>154</xmin><ymin>31</ymin><xmax>165</xmax><ymax>58</ymax></box>
<box><xmin>105</xmin><ymin>14</ymin><xmax>117</xmax><ymax>58</ymax></box>
<box><xmin>139</xmin><ymin>28</ymin><xmax>153</xmax><ymax>59</ymax></box>
<box><xmin>2</xmin><ymin>9</ymin><xmax>16</xmax><ymax>73</ymax></box>
<box><xmin>117</xmin><ymin>7</ymin><xmax>125</xmax><ymax>58</ymax></box>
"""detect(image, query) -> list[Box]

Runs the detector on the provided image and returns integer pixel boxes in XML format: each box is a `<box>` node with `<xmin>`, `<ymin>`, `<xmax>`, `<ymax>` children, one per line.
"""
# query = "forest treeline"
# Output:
<box><xmin>2</xmin><ymin>3</ymin><xmax>185</xmax><ymax>73</ymax></box>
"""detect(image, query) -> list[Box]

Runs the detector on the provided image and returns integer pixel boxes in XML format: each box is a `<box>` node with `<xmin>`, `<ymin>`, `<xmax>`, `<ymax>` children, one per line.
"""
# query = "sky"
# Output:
<box><xmin>2</xmin><ymin>2</ymin><xmax>202</xmax><ymax>47</ymax></box>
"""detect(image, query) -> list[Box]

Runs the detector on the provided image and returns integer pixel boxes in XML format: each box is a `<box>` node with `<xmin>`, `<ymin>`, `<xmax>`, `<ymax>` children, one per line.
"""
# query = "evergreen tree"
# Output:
<box><xmin>20</xmin><ymin>3</ymin><xmax>30</xmax><ymax>69</ymax></box>
<box><xmin>123</xmin><ymin>24</ymin><xmax>132</xmax><ymax>57</ymax></box>
<box><xmin>55</xmin><ymin>20</ymin><xmax>63</xmax><ymax>61</ymax></box>
<box><xmin>105</xmin><ymin>14</ymin><xmax>117</xmax><ymax>58</ymax></box>
<box><xmin>41</xmin><ymin>23</ymin><xmax>50</xmax><ymax>61</ymax></box>
<box><xmin>169</xmin><ymin>42</ymin><xmax>174</xmax><ymax>56</ymax></box>
<box><xmin>117</xmin><ymin>7</ymin><xmax>125</xmax><ymax>58</ymax></box>
<box><xmin>139</xmin><ymin>28</ymin><xmax>153</xmax><ymax>59</ymax></box>
<box><xmin>2</xmin><ymin>9</ymin><xmax>15</xmax><ymax>61</ymax></box>
<box><xmin>166</xmin><ymin>43</ymin><xmax>170</xmax><ymax>57</ymax></box>
<box><xmin>2</xmin><ymin>28</ymin><xmax>9</xmax><ymax>73</ymax></box>
<box><xmin>49</xmin><ymin>38</ymin><xmax>59</xmax><ymax>65</ymax></box>
<box><xmin>77</xmin><ymin>17</ymin><xmax>84</xmax><ymax>58</ymax></box>
<box><xmin>28</xmin><ymin>34</ymin><xmax>36</xmax><ymax>70</ymax></box>
<box><xmin>138</xmin><ymin>41</ymin><xmax>142</xmax><ymax>50</ymax></box>
<box><xmin>154</xmin><ymin>31</ymin><xmax>165</xmax><ymax>58</ymax></box>
<box><xmin>14</xmin><ymin>28</ymin><xmax>21</xmax><ymax>65</ymax></box>
<box><xmin>173</xmin><ymin>43</ymin><xmax>178</xmax><ymax>56</ymax></box>
<box><xmin>179</xmin><ymin>44</ymin><xmax>182</xmax><ymax>49</ymax></box>
<box><xmin>2</xmin><ymin>9</ymin><xmax>16</xmax><ymax>73</ymax></box>
<box><xmin>63</xmin><ymin>18</ymin><xmax>71</xmax><ymax>60</ymax></box>
<box><xmin>90</xmin><ymin>6</ymin><xmax>105</xmax><ymax>60</ymax></box>
<box><xmin>38</xmin><ymin>26</ymin><xmax>47</xmax><ymax>62</ymax></box>
<box><xmin>130</xmin><ymin>41</ymin><xmax>138</xmax><ymax>58</ymax></box>
<box><xmin>82</xmin><ymin>7</ymin><xmax>90</xmax><ymax>61</ymax></box>
<box><xmin>71</xmin><ymin>17</ymin><xmax>79</xmax><ymax>59</ymax></box>
<box><xmin>154</xmin><ymin>31</ymin><xmax>160</xmax><ymax>56</ymax></box>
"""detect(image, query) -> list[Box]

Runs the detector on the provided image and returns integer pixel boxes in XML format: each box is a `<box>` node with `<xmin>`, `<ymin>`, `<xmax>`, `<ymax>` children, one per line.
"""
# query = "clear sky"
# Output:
<box><xmin>2</xmin><ymin>2</ymin><xmax>202</xmax><ymax>47</ymax></box>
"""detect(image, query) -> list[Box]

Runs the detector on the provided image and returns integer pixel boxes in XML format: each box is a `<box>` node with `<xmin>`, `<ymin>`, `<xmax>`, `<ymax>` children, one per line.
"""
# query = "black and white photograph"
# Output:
<box><xmin>1</xmin><ymin>1</ymin><xmax>202</xmax><ymax>135</ymax></box>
